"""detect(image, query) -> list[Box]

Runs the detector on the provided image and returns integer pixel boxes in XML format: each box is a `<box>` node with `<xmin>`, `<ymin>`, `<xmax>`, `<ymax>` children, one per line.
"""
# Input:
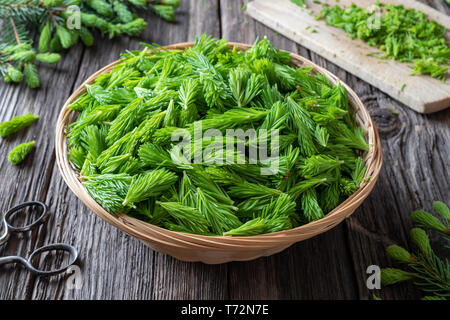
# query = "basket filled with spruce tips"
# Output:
<box><xmin>55</xmin><ymin>35</ymin><xmax>382</xmax><ymax>263</ymax></box>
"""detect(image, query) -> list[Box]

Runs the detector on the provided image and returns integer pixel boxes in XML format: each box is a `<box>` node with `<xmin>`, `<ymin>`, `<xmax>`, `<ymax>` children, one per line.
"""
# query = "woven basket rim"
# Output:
<box><xmin>55</xmin><ymin>41</ymin><xmax>383</xmax><ymax>247</ymax></box>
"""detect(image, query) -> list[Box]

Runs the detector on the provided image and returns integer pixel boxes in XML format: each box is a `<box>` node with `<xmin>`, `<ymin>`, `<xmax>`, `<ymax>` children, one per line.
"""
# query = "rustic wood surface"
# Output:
<box><xmin>0</xmin><ymin>0</ymin><xmax>448</xmax><ymax>300</ymax></box>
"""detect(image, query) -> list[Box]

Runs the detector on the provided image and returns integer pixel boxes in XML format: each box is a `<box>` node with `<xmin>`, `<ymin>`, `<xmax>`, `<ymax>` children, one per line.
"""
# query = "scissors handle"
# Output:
<box><xmin>0</xmin><ymin>201</ymin><xmax>48</xmax><ymax>246</ymax></box>
<box><xmin>0</xmin><ymin>218</ymin><xmax>8</xmax><ymax>246</ymax></box>
<box><xmin>0</xmin><ymin>202</ymin><xmax>78</xmax><ymax>276</ymax></box>
<box><xmin>0</xmin><ymin>255</ymin><xmax>29</xmax><ymax>267</ymax></box>
<box><xmin>4</xmin><ymin>201</ymin><xmax>49</xmax><ymax>233</ymax></box>
<box><xmin>0</xmin><ymin>243</ymin><xmax>78</xmax><ymax>276</ymax></box>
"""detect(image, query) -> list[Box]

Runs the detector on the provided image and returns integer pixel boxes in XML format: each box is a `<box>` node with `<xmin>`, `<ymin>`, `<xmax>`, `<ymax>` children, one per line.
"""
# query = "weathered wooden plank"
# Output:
<box><xmin>152</xmin><ymin>256</ymin><xmax>228</xmax><ymax>300</ymax></box>
<box><xmin>0</xmin><ymin>40</ymin><xmax>85</xmax><ymax>299</ymax></box>
<box><xmin>220</xmin><ymin>0</ymin><xmax>359</xmax><ymax>300</ymax></box>
<box><xmin>226</xmin><ymin>229</ymin><xmax>359</xmax><ymax>299</ymax></box>
<box><xmin>423</xmin><ymin>0</ymin><xmax>450</xmax><ymax>13</ymax></box>
<box><xmin>28</xmin><ymin>0</ymin><xmax>226</xmax><ymax>300</ymax></box>
<box><xmin>0</xmin><ymin>0</ymin><xmax>448</xmax><ymax>301</ymax></box>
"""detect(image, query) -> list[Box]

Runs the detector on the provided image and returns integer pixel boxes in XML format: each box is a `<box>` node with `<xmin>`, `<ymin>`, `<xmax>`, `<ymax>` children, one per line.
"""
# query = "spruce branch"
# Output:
<box><xmin>0</xmin><ymin>0</ymin><xmax>179</xmax><ymax>88</ymax></box>
<box><xmin>9</xmin><ymin>17</ymin><xmax>21</xmax><ymax>45</ymax></box>
<box><xmin>380</xmin><ymin>201</ymin><xmax>450</xmax><ymax>299</ymax></box>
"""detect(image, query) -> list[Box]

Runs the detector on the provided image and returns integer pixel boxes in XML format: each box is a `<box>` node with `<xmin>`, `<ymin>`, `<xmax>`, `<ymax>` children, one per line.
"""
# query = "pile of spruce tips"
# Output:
<box><xmin>321</xmin><ymin>3</ymin><xmax>450</xmax><ymax>81</ymax></box>
<box><xmin>67</xmin><ymin>35</ymin><xmax>369</xmax><ymax>236</ymax></box>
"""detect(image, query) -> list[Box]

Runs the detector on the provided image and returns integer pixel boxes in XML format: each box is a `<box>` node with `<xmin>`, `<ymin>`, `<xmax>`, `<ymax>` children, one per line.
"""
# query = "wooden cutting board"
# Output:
<box><xmin>246</xmin><ymin>0</ymin><xmax>450</xmax><ymax>113</ymax></box>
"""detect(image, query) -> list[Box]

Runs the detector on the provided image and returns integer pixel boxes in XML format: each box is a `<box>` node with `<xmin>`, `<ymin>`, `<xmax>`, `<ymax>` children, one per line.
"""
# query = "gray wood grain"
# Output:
<box><xmin>0</xmin><ymin>40</ymin><xmax>85</xmax><ymax>299</ymax></box>
<box><xmin>0</xmin><ymin>0</ymin><xmax>448</xmax><ymax>300</ymax></box>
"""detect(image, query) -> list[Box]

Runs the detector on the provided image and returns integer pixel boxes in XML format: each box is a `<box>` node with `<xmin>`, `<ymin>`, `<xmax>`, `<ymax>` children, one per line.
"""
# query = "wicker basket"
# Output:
<box><xmin>55</xmin><ymin>42</ymin><xmax>383</xmax><ymax>264</ymax></box>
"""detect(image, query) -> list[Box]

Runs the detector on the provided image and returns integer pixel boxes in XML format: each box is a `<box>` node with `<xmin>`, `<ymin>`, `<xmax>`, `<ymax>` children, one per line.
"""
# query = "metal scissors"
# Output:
<box><xmin>0</xmin><ymin>201</ymin><xmax>78</xmax><ymax>276</ymax></box>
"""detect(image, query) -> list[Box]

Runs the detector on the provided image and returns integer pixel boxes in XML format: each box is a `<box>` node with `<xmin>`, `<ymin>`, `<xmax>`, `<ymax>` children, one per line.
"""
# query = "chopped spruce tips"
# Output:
<box><xmin>411</xmin><ymin>58</ymin><xmax>449</xmax><ymax>81</ymax></box>
<box><xmin>321</xmin><ymin>3</ymin><xmax>450</xmax><ymax>81</ymax></box>
<box><xmin>68</xmin><ymin>34</ymin><xmax>369</xmax><ymax>236</ymax></box>
<box><xmin>8</xmin><ymin>141</ymin><xmax>35</xmax><ymax>165</ymax></box>
<box><xmin>291</xmin><ymin>0</ymin><xmax>307</xmax><ymax>8</ymax></box>
<box><xmin>0</xmin><ymin>113</ymin><xmax>39</xmax><ymax>137</ymax></box>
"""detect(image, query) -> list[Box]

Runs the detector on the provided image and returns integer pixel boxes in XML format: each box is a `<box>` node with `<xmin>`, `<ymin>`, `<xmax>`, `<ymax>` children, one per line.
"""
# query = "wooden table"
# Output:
<box><xmin>0</xmin><ymin>0</ymin><xmax>448</xmax><ymax>300</ymax></box>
